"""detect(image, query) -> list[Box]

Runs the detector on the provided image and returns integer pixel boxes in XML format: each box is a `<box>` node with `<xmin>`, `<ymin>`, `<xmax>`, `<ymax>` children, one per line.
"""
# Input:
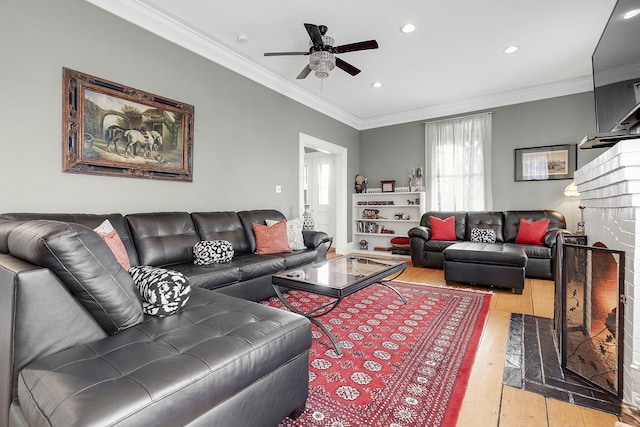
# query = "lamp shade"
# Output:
<box><xmin>564</xmin><ymin>181</ymin><xmax>580</xmax><ymax>197</ymax></box>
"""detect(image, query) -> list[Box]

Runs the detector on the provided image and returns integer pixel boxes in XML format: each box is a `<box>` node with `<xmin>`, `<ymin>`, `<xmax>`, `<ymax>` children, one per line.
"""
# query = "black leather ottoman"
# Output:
<box><xmin>443</xmin><ymin>242</ymin><xmax>527</xmax><ymax>294</ymax></box>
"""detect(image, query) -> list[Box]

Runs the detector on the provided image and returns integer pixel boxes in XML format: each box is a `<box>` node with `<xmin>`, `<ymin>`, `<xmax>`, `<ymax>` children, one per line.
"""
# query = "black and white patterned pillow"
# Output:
<box><xmin>470</xmin><ymin>228</ymin><xmax>497</xmax><ymax>243</ymax></box>
<box><xmin>129</xmin><ymin>266</ymin><xmax>191</xmax><ymax>317</ymax></box>
<box><xmin>193</xmin><ymin>240</ymin><xmax>234</xmax><ymax>265</ymax></box>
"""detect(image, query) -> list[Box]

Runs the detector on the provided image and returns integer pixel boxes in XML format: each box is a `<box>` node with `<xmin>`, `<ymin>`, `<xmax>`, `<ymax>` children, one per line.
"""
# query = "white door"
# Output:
<box><xmin>304</xmin><ymin>152</ymin><xmax>335</xmax><ymax>238</ymax></box>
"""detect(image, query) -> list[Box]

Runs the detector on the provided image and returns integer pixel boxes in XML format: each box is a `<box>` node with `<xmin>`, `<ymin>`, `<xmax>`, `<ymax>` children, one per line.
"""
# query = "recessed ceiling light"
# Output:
<box><xmin>371</xmin><ymin>82</ymin><xmax>383</xmax><ymax>88</ymax></box>
<box><xmin>237</xmin><ymin>34</ymin><xmax>249</xmax><ymax>43</ymax></box>
<box><xmin>400</xmin><ymin>23</ymin><xmax>416</xmax><ymax>34</ymax></box>
<box><xmin>624</xmin><ymin>9</ymin><xmax>640</xmax><ymax>19</ymax></box>
<box><xmin>503</xmin><ymin>45</ymin><xmax>519</xmax><ymax>54</ymax></box>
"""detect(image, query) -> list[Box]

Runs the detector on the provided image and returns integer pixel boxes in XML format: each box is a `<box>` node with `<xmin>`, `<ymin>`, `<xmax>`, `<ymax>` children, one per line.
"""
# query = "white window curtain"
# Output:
<box><xmin>425</xmin><ymin>113</ymin><xmax>492</xmax><ymax>211</ymax></box>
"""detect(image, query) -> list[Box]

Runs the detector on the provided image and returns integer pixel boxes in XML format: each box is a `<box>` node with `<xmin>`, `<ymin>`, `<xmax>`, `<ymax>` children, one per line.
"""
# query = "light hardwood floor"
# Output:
<box><xmin>335</xmin><ymin>254</ymin><xmax>621</xmax><ymax>427</ymax></box>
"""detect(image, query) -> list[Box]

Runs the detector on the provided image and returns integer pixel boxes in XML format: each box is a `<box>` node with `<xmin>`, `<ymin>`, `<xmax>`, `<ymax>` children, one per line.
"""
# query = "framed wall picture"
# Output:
<box><xmin>62</xmin><ymin>68</ymin><xmax>194</xmax><ymax>181</ymax></box>
<box><xmin>515</xmin><ymin>144</ymin><xmax>577</xmax><ymax>181</ymax></box>
<box><xmin>381</xmin><ymin>180</ymin><xmax>396</xmax><ymax>192</ymax></box>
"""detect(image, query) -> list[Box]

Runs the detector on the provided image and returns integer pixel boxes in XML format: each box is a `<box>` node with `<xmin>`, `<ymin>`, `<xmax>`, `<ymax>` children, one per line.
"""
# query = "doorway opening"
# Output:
<box><xmin>299</xmin><ymin>133</ymin><xmax>347</xmax><ymax>255</ymax></box>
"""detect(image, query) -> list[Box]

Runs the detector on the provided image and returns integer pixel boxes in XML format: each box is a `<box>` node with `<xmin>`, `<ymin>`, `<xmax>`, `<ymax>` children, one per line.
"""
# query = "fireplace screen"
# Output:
<box><xmin>562</xmin><ymin>243</ymin><xmax>624</xmax><ymax>398</ymax></box>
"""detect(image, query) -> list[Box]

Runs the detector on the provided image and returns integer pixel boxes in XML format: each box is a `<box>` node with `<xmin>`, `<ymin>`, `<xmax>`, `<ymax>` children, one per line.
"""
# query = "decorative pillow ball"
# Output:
<box><xmin>470</xmin><ymin>228</ymin><xmax>497</xmax><ymax>243</ymax></box>
<box><xmin>93</xmin><ymin>219</ymin><xmax>131</xmax><ymax>270</ymax></box>
<box><xmin>253</xmin><ymin>220</ymin><xmax>292</xmax><ymax>254</ymax></box>
<box><xmin>129</xmin><ymin>266</ymin><xmax>191</xmax><ymax>317</ymax></box>
<box><xmin>266</xmin><ymin>217</ymin><xmax>306</xmax><ymax>250</ymax></box>
<box><xmin>193</xmin><ymin>240</ymin><xmax>234</xmax><ymax>265</ymax></box>
<box><xmin>430</xmin><ymin>215</ymin><xmax>457</xmax><ymax>241</ymax></box>
<box><xmin>515</xmin><ymin>218</ymin><xmax>550</xmax><ymax>245</ymax></box>
<box><xmin>390</xmin><ymin>237</ymin><xmax>410</xmax><ymax>245</ymax></box>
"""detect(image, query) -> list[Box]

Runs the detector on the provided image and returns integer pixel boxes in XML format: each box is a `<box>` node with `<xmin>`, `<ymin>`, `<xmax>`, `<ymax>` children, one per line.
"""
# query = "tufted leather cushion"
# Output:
<box><xmin>126</xmin><ymin>212</ymin><xmax>199</xmax><ymax>266</ymax></box>
<box><xmin>191</xmin><ymin>212</ymin><xmax>252</xmax><ymax>254</ymax></box>
<box><xmin>167</xmin><ymin>262</ymin><xmax>241</xmax><ymax>290</ymax></box>
<box><xmin>6</xmin><ymin>220</ymin><xmax>143</xmax><ymax>334</ymax></box>
<box><xmin>466</xmin><ymin>211</ymin><xmax>505</xmax><ymax>242</ymax></box>
<box><xmin>234</xmin><ymin>253</ymin><xmax>286</xmax><ymax>281</ymax></box>
<box><xmin>0</xmin><ymin>213</ymin><xmax>139</xmax><ymax>266</ymax></box>
<box><xmin>16</xmin><ymin>288</ymin><xmax>311</xmax><ymax>427</ymax></box>
<box><xmin>0</xmin><ymin>220</ymin><xmax>24</xmax><ymax>253</ymax></box>
<box><xmin>280</xmin><ymin>250</ymin><xmax>319</xmax><ymax>269</ymax></box>
<box><xmin>0</xmin><ymin>254</ymin><xmax>108</xmax><ymax>407</ymax></box>
<box><xmin>443</xmin><ymin>242</ymin><xmax>527</xmax><ymax>268</ymax></box>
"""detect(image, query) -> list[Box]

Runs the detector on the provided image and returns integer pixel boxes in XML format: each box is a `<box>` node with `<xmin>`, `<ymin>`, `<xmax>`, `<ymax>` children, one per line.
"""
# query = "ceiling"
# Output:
<box><xmin>87</xmin><ymin>0</ymin><xmax>616</xmax><ymax>130</ymax></box>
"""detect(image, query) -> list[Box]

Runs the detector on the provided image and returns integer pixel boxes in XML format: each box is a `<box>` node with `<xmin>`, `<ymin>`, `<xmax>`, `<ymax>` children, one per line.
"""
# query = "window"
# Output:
<box><xmin>318</xmin><ymin>163</ymin><xmax>330</xmax><ymax>205</ymax></box>
<box><xmin>425</xmin><ymin>113</ymin><xmax>492</xmax><ymax>211</ymax></box>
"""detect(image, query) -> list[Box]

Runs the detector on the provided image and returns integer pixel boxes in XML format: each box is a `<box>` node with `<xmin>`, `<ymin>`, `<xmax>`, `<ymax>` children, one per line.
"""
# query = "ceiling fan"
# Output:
<box><xmin>264</xmin><ymin>23</ymin><xmax>379</xmax><ymax>79</ymax></box>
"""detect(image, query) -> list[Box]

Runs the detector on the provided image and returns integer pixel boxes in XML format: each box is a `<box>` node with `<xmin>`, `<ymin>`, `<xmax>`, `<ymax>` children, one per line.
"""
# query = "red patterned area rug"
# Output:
<box><xmin>263</xmin><ymin>281</ymin><xmax>492</xmax><ymax>427</ymax></box>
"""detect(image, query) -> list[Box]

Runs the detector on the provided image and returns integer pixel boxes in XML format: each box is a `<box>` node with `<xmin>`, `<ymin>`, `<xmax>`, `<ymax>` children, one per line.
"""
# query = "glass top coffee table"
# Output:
<box><xmin>272</xmin><ymin>256</ymin><xmax>407</xmax><ymax>355</ymax></box>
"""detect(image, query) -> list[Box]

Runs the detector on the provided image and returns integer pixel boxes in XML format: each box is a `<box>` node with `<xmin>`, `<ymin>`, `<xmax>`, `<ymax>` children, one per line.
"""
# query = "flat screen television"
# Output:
<box><xmin>593</xmin><ymin>0</ymin><xmax>640</xmax><ymax>134</ymax></box>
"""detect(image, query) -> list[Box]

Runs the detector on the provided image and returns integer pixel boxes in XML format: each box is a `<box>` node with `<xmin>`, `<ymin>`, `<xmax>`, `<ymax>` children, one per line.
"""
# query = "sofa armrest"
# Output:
<box><xmin>408</xmin><ymin>226</ymin><xmax>431</xmax><ymax>241</ymax></box>
<box><xmin>302</xmin><ymin>230</ymin><xmax>331</xmax><ymax>249</ymax></box>
<box><xmin>544</xmin><ymin>229</ymin><xmax>571</xmax><ymax>247</ymax></box>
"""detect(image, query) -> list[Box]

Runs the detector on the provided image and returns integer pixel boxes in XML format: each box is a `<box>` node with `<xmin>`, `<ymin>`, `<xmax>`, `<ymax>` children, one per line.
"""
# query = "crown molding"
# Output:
<box><xmin>358</xmin><ymin>76</ymin><xmax>594</xmax><ymax>130</ymax></box>
<box><xmin>85</xmin><ymin>0</ymin><xmax>594</xmax><ymax>132</ymax></box>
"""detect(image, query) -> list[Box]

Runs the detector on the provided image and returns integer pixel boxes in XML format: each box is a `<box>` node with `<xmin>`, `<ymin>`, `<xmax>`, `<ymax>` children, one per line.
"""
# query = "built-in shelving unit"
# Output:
<box><xmin>352</xmin><ymin>189</ymin><xmax>425</xmax><ymax>258</ymax></box>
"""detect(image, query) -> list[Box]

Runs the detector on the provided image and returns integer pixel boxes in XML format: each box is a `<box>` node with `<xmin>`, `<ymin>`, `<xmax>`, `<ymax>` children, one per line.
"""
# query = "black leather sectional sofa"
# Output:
<box><xmin>408</xmin><ymin>210</ymin><xmax>567</xmax><ymax>293</ymax></box>
<box><xmin>0</xmin><ymin>210</ymin><xmax>330</xmax><ymax>427</ymax></box>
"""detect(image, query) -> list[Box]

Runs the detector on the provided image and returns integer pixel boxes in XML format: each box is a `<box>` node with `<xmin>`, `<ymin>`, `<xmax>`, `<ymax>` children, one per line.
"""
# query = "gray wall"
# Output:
<box><xmin>0</xmin><ymin>0</ymin><xmax>359</xmax><ymax>220</ymax></box>
<box><xmin>0</xmin><ymin>0</ymin><xmax>610</xmax><ymax>238</ymax></box>
<box><xmin>360</xmin><ymin>92</ymin><xmax>608</xmax><ymax>232</ymax></box>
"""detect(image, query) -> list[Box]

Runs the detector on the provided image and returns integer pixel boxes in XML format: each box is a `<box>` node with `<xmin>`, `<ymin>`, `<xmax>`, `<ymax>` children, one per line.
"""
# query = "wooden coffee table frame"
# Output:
<box><xmin>272</xmin><ymin>256</ymin><xmax>407</xmax><ymax>355</ymax></box>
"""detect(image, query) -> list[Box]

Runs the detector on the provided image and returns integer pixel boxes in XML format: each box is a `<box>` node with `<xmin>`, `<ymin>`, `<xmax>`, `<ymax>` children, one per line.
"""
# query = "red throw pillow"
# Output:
<box><xmin>253</xmin><ymin>220</ymin><xmax>292</xmax><ymax>254</ymax></box>
<box><xmin>93</xmin><ymin>219</ymin><xmax>131</xmax><ymax>270</ymax></box>
<box><xmin>430</xmin><ymin>215</ymin><xmax>456</xmax><ymax>241</ymax></box>
<box><xmin>515</xmin><ymin>218</ymin><xmax>550</xmax><ymax>245</ymax></box>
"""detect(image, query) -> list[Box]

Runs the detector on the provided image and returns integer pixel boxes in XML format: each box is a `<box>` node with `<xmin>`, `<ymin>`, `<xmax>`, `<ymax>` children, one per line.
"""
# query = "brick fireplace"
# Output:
<box><xmin>573</xmin><ymin>138</ymin><xmax>640</xmax><ymax>408</ymax></box>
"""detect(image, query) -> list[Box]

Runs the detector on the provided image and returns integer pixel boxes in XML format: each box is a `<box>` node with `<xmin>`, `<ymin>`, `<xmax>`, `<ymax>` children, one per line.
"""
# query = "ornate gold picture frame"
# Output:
<box><xmin>62</xmin><ymin>68</ymin><xmax>194</xmax><ymax>181</ymax></box>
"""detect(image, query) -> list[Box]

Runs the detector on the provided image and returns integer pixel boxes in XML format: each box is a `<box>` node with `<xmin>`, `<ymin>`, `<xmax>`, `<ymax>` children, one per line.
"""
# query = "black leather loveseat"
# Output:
<box><xmin>408</xmin><ymin>210</ymin><xmax>567</xmax><ymax>293</ymax></box>
<box><xmin>0</xmin><ymin>210</ymin><xmax>329</xmax><ymax>427</ymax></box>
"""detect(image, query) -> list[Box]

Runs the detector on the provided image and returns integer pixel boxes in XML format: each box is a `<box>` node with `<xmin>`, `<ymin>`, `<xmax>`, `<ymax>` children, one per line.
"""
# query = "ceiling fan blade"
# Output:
<box><xmin>296</xmin><ymin>64</ymin><xmax>312</xmax><ymax>79</ymax></box>
<box><xmin>264</xmin><ymin>51</ymin><xmax>309</xmax><ymax>56</ymax></box>
<box><xmin>334</xmin><ymin>40</ymin><xmax>379</xmax><ymax>54</ymax></box>
<box><xmin>335</xmin><ymin>57</ymin><xmax>361</xmax><ymax>76</ymax></box>
<box><xmin>304</xmin><ymin>23</ymin><xmax>324</xmax><ymax>49</ymax></box>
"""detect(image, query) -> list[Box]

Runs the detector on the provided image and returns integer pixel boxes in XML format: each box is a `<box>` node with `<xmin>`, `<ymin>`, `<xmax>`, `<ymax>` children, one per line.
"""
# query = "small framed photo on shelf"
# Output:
<box><xmin>381</xmin><ymin>180</ymin><xmax>396</xmax><ymax>192</ymax></box>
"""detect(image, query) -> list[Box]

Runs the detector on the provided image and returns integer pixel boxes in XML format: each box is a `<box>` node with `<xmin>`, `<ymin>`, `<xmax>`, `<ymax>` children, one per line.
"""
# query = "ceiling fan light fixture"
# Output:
<box><xmin>309</xmin><ymin>51</ymin><xmax>336</xmax><ymax>79</ymax></box>
<box><xmin>400</xmin><ymin>23</ymin><xmax>416</xmax><ymax>34</ymax></box>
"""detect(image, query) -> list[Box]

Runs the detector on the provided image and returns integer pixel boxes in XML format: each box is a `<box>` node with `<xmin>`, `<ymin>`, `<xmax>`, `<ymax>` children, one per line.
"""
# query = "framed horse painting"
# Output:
<box><xmin>62</xmin><ymin>67</ymin><xmax>194</xmax><ymax>181</ymax></box>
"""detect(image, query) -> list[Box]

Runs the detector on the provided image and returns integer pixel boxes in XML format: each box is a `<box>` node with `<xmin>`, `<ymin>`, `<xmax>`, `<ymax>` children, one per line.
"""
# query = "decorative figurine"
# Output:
<box><xmin>359</xmin><ymin>239</ymin><xmax>369</xmax><ymax>250</ymax></box>
<box><xmin>355</xmin><ymin>174</ymin><xmax>368</xmax><ymax>193</ymax></box>
<box><xmin>415</xmin><ymin>167</ymin><xmax>423</xmax><ymax>189</ymax></box>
